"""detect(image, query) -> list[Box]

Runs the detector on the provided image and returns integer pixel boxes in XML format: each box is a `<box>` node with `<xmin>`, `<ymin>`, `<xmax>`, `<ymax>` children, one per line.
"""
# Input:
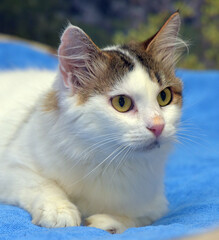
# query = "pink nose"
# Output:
<box><xmin>147</xmin><ymin>124</ymin><xmax>164</xmax><ymax>137</ymax></box>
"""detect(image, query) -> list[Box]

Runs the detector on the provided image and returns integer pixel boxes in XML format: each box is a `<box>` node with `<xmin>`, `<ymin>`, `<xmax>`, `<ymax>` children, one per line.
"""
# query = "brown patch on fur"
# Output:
<box><xmin>122</xmin><ymin>42</ymin><xmax>174</xmax><ymax>77</ymax></box>
<box><xmin>76</xmin><ymin>50</ymin><xmax>134</xmax><ymax>104</ymax></box>
<box><xmin>148</xmin><ymin>71</ymin><xmax>163</xmax><ymax>85</ymax></box>
<box><xmin>121</xmin><ymin>43</ymin><xmax>183</xmax><ymax>107</ymax></box>
<box><xmin>172</xmin><ymin>90</ymin><xmax>182</xmax><ymax>107</ymax></box>
<box><xmin>42</xmin><ymin>90</ymin><xmax>59</xmax><ymax>112</ymax></box>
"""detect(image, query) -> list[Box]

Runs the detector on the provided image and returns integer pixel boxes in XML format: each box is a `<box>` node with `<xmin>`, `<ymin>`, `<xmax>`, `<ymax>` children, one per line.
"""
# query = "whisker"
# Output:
<box><xmin>176</xmin><ymin>135</ymin><xmax>209</xmax><ymax>152</ymax></box>
<box><xmin>101</xmin><ymin>145</ymin><xmax>127</xmax><ymax>176</ymax></box>
<box><xmin>80</xmin><ymin>136</ymin><xmax>120</xmax><ymax>159</ymax></box>
<box><xmin>177</xmin><ymin>128</ymin><xmax>206</xmax><ymax>136</ymax></box>
<box><xmin>175</xmin><ymin>138</ymin><xmax>201</xmax><ymax>154</ymax></box>
<box><xmin>177</xmin><ymin>135</ymin><xmax>202</xmax><ymax>145</ymax></box>
<box><xmin>80</xmin><ymin>133</ymin><xmax>119</xmax><ymax>141</ymax></box>
<box><xmin>110</xmin><ymin>146</ymin><xmax>132</xmax><ymax>183</ymax></box>
<box><xmin>176</xmin><ymin>132</ymin><xmax>207</xmax><ymax>141</ymax></box>
<box><xmin>70</xmin><ymin>145</ymin><xmax>123</xmax><ymax>185</ymax></box>
<box><xmin>68</xmin><ymin>138</ymin><xmax>120</xmax><ymax>171</ymax></box>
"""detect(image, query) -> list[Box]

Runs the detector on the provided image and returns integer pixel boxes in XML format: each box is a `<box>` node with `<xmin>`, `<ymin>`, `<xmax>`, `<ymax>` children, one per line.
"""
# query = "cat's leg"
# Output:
<box><xmin>85</xmin><ymin>214</ymin><xmax>137</xmax><ymax>234</ymax></box>
<box><xmin>0</xmin><ymin>166</ymin><xmax>81</xmax><ymax>227</ymax></box>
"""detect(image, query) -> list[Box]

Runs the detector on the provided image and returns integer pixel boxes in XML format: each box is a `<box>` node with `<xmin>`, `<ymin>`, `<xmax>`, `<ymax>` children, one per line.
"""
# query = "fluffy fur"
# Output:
<box><xmin>0</xmin><ymin>12</ymin><xmax>185</xmax><ymax>233</ymax></box>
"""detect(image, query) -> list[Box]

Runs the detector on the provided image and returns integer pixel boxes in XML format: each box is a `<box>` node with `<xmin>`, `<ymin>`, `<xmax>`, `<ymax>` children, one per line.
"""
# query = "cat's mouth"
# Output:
<box><xmin>135</xmin><ymin>140</ymin><xmax>160</xmax><ymax>152</ymax></box>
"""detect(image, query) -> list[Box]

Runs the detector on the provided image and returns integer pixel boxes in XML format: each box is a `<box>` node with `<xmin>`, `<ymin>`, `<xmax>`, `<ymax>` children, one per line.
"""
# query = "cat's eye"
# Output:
<box><xmin>111</xmin><ymin>95</ymin><xmax>133</xmax><ymax>113</ymax></box>
<box><xmin>157</xmin><ymin>88</ymin><xmax>172</xmax><ymax>107</ymax></box>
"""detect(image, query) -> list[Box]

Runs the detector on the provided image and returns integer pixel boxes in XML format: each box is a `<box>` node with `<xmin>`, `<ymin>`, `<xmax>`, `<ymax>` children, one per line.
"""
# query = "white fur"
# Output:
<box><xmin>0</xmin><ymin>61</ymin><xmax>181</xmax><ymax>233</ymax></box>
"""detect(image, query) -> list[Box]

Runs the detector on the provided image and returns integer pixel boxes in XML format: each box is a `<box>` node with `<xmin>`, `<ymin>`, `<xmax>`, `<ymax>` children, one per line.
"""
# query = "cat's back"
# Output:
<box><xmin>0</xmin><ymin>69</ymin><xmax>56</xmax><ymax>150</ymax></box>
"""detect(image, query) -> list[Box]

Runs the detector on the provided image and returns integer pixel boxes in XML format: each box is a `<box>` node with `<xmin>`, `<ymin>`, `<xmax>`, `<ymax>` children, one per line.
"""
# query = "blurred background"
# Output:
<box><xmin>0</xmin><ymin>0</ymin><xmax>218</xmax><ymax>69</ymax></box>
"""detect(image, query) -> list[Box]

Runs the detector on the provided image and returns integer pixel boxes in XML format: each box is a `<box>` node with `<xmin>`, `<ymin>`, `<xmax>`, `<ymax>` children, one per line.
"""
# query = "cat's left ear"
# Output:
<box><xmin>144</xmin><ymin>11</ymin><xmax>186</xmax><ymax>69</ymax></box>
<box><xmin>58</xmin><ymin>25</ymin><xmax>106</xmax><ymax>91</ymax></box>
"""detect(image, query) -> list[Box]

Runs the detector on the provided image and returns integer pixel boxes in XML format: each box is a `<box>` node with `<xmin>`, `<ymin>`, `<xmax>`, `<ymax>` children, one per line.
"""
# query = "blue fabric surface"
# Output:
<box><xmin>0</xmin><ymin>40</ymin><xmax>58</xmax><ymax>70</ymax></box>
<box><xmin>0</xmin><ymin>41</ymin><xmax>219</xmax><ymax>240</ymax></box>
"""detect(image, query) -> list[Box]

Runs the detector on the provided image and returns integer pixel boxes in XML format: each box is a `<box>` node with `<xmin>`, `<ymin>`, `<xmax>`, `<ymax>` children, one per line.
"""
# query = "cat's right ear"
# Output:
<box><xmin>58</xmin><ymin>25</ymin><xmax>106</xmax><ymax>91</ymax></box>
<box><xmin>144</xmin><ymin>12</ymin><xmax>186</xmax><ymax>70</ymax></box>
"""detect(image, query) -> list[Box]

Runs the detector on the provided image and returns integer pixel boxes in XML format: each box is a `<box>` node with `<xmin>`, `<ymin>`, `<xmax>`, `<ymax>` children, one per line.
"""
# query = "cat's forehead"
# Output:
<box><xmin>109</xmin><ymin>60</ymin><xmax>159</xmax><ymax>101</ymax></box>
<box><xmin>104</xmin><ymin>45</ymin><xmax>181</xmax><ymax>92</ymax></box>
<box><xmin>77</xmin><ymin>45</ymin><xmax>182</xmax><ymax>104</ymax></box>
<box><xmin>104</xmin><ymin>44</ymin><xmax>180</xmax><ymax>87</ymax></box>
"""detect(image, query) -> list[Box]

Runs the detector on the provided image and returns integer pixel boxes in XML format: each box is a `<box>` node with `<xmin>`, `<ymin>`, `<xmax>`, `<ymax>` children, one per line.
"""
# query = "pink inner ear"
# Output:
<box><xmin>58</xmin><ymin>26</ymin><xmax>76</xmax><ymax>88</ymax></box>
<box><xmin>58</xmin><ymin>26</ymin><xmax>88</xmax><ymax>89</ymax></box>
<box><xmin>59</xmin><ymin>65</ymin><xmax>70</xmax><ymax>88</ymax></box>
<box><xmin>144</xmin><ymin>12</ymin><xmax>185</xmax><ymax>69</ymax></box>
<box><xmin>58</xmin><ymin>25</ymin><xmax>101</xmax><ymax>91</ymax></box>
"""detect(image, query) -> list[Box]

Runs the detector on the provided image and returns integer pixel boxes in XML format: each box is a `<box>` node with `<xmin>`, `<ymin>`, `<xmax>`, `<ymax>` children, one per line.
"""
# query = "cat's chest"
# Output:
<box><xmin>65</xmin><ymin>160</ymin><xmax>164</xmax><ymax>218</ymax></box>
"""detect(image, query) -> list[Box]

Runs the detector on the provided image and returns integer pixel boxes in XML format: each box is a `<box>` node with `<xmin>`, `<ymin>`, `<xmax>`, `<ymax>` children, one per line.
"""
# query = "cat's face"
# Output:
<box><xmin>79</xmin><ymin>50</ymin><xmax>182</xmax><ymax>154</ymax></box>
<box><xmin>57</xmin><ymin>12</ymin><xmax>185</xmax><ymax>157</ymax></box>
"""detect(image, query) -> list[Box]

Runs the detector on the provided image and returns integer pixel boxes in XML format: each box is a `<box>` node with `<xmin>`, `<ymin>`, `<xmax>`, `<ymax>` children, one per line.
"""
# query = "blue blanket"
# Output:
<box><xmin>0</xmin><ymin>40</ymin><xmax>219</xmax><ymax>240</ymax></box>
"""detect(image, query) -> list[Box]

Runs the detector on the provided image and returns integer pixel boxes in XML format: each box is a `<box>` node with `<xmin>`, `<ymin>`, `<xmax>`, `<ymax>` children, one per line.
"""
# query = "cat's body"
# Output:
<box><xmin>0</xmin><ymin>67</ymin><xmax>168</xmax><ymax>230</ymax></box>
<box><xmin>0</xmin><ymin>12</ymin><xmax>185</xmax><ymax>233</ymax></box>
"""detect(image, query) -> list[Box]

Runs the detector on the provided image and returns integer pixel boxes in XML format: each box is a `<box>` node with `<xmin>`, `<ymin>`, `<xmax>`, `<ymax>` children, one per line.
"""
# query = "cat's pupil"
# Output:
<box><xmin>160</xmin><ymin>91</ymin><xmax>166</xmax><ymax>101</ymax></box>
<box><xmin>119</xmin><ymin>96</ymin><xmax>125</xmax><ymax>107</ymax></box>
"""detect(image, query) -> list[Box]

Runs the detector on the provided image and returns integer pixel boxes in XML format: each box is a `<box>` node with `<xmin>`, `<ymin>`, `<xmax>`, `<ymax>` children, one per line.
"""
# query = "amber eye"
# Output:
<box><xmin>157</xmin><ymin>88</ymin><xmax>172</xmax><ymax>107</ymax></box>
<box><xmin>111</xmin><ymin>95</ymin><xmax>133</xmax><ymax>113</ymax></box>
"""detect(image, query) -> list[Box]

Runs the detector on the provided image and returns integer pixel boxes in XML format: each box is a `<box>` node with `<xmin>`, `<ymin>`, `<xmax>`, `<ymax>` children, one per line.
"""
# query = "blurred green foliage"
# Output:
<box><xmin>201</xmin><ymin>0</ymin><xmax>219</xmax><ymax>69</ymax></box>
<box><xmin>0</xmin><ymin>0</ymin><xmax>112</xmax><ymax>48</ymax></box>
<box><xmin>0</xmin><ymin>0</ymin><xmax>218</xmax><ymax>69</ymax></box>
<box><xmin>112</xmin><ymin>1</ymin><xmax>219</xmax><ymax>69</ymax></box>
<box><xmin>113</xmin><ymin>12</ymin><xmax>169</xmax><ymax>44</ymax></box>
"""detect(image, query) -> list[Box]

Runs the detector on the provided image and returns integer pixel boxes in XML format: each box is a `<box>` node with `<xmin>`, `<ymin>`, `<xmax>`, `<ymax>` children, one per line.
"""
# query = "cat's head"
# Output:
<box><xmin>54</xmin><ymin>12</ymin><xmax>186</xmax><ymax>158</ymax></box>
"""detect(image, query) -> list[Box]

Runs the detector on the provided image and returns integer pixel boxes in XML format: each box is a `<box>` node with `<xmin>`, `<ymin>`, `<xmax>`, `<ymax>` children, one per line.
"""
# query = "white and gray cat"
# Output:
<box><xmin>0</xmin><ymin>12</ymin><xmax>185</xmax><ymax>233</ymax></box>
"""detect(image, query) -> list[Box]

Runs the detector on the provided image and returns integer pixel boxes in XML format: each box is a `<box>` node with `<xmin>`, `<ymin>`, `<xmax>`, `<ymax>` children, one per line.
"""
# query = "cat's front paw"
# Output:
<box><xmin>31</xmin><ymin>201</ymin><xmax>81</xmax><ymax>228</ymax></box>
<box><xmin>85</xmin><ymin>214</ymin><xmax>128</xmax><ymax>234</ymax></box>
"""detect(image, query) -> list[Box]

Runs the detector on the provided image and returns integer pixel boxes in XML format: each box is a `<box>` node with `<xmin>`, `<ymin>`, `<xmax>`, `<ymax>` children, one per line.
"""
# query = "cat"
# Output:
<box><xmin>0</xmin><ymin>12</ymin><xmax>186</xmax><ymax>233</ymax></box>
